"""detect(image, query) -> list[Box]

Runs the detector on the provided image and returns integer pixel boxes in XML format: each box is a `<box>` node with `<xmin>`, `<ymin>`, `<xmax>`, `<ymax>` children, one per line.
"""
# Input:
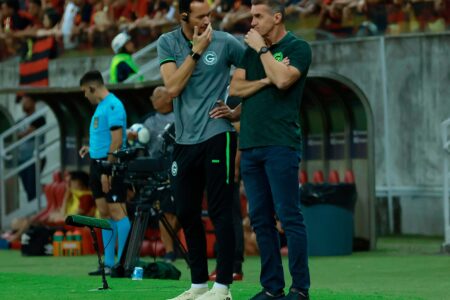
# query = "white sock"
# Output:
<box><xmin>213</xmin><ymin>282</ymin><xmax>229</xmax><ymax>291</ymax></box>
<box><xmin>191</xmin><ymin>283</ymin><xmax>208</xmax><ymax>289</ymax></box>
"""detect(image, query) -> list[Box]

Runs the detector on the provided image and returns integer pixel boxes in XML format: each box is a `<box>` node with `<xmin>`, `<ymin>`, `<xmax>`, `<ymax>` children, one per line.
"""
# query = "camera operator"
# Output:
<box><xmin>128</xmin><ymin>86</ymin><xmax>180</xmax><ymax>263</ymax></box>
<box><xmin>78</xmin><ymin>70</ymin><xmax>131</xmax><ymax>276</ymax></box>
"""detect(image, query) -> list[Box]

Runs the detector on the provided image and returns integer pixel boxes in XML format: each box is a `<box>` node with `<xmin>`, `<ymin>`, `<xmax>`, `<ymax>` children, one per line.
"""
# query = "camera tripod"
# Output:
<box><xmin>117</xmin><ymin>183</ymin><xmax>190</xmax><ymax>277</ymax></box>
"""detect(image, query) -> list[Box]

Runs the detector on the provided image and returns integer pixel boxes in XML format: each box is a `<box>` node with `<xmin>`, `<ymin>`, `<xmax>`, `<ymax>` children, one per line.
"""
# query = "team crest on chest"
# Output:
<box><xmin>203</xmin><ymin>51</ymin><xmax>218</xmax><ymax>66</ymax></box>
<box><xmin>273</xmin><ymin>52</ymin><xmax>284</xmax><ymax>62</ymax></box>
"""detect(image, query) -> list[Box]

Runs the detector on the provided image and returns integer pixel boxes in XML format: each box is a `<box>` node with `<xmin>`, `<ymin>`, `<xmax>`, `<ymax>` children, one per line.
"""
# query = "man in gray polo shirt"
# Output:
<box><xmin>157</xmin><ymin>0</ymin><xmax>244</xmax><ymax>299</ymax></box>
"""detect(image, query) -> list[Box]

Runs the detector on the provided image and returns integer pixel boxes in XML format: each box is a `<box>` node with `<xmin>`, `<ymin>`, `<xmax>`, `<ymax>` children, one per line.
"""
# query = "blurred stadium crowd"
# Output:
<box><xmin>0</xmin><ymin>0</ymin><xmax>449</xmax><ymax>62</ymax></box>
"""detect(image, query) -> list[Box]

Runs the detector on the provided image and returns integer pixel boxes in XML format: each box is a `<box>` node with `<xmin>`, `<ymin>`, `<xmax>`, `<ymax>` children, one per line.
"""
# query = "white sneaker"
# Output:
<box><xmin>196</xmin><ymin>287</ymin><xmax>232</xmax><ymax>300</ymax></box>
<box><xmin>167</xmin><ymin>287</ymin><xmax>209</xmax><ymax>300</ymax></box>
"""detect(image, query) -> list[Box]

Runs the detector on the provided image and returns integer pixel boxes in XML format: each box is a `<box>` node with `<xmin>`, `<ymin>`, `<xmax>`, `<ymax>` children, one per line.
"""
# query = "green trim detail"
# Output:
<box><xmin>160</xmin><ymin>57</ymin><xmax>176</xmax><ymax>64</ymax></box>
<box><xmin>212</xmin><ymin>159</ymin><xmax>220</xmax><ymax>163</ymax></box>
<box><xmin>226</xmin><ymin>132</ymin><xmax>230</xmax><ymax>184</ymax></box>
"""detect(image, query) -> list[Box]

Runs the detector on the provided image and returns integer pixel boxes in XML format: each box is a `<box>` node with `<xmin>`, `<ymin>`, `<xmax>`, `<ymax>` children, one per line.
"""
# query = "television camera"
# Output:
<box><xmin>100</xmin><ymin>121</ymin><xmax>176</xmax><ymax>190</ymax></box>
<box><xmin>99</xmin><ymin>123</ymin><xmax>189</xmax><ymax>277</ymax></box>
<box><xmin>100</xmin><ymin>146</ymin><xmax>170</xmax><ymax>191</ymax></box>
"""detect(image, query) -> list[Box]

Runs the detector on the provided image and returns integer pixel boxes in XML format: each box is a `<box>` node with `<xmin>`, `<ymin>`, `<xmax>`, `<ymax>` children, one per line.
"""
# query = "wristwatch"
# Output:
<box><xmin>190</xmin><ymin>50</ymin><xmax>201</xmax><ymax>62</ymax></box>
<box><xmin>258</xmin><ymin>46</ymin><xmax>269</xmax><ymax>56</ymax></box>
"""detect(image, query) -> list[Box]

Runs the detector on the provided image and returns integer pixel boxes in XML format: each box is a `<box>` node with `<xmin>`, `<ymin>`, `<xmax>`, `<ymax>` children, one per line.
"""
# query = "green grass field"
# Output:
<box><xmin>0</xmin><ymin>236</ymin><xmax>449</xmax><ymax>300</ymax></box>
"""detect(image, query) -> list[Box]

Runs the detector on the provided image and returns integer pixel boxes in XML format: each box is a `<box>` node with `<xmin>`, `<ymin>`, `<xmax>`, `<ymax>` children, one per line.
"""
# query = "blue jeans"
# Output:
<box><xmin>241</xmin><ymin>146</ymin><xmax>310</xmax><ymax>294</ymax></box>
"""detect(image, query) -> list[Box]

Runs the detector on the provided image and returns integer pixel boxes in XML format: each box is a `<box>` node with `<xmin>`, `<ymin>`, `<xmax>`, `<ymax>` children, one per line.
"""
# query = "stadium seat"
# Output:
<box><xmin>31</xmin><ymin>171</ymin><xmax>65</xmax><ymax>223</ymax></box>
<box><xmin>344</xmin><ymin>170</ymin><xmax>355</xmax><ymax>183</ymax></box>
<box><xmin>29</xmin><ymin>170</ymin><xmax>70</xmax><ymax>226</ymax></box>
<box><xmin>52</xmin><ymin>181</ymin><xmax>66</xmax><ymax>209</ymax></box>
<box><xmin>140</xmin><ymin>239</ymin><xmax>152</xmax><ymax>256</ymax></box>
<box><xmin>140</xmin><ymin>239</ymin><xmax>165</xmax><ymax>257</ymax></box>
<box><xmin>10</xmin><ymin>240</ymin><xmax>22</xmax><ymax>250</ymax></box>
<box><xmin>206</xmin><ymin>232</ymin><xmax>216</xmax><ymax>258</ymax></box>
<box><xmin>142</xmin><ymin>228</ymin><xmax>166</xmax><ymax>256</ymax></box>
<box><xmin>299</xmin><ymin>170</ymin><xmax>308</xmax><ymax>184</ymax></box>
<box><xmin>53</xmin><ymin>171</ymin><xmax>63</xmax><ymax>183</ymax></box>
<box><xmin>31</xmin><ymin>183</ymin><xmax>56</xmax><ymax>223</ymax></box>
<box><xmin>144</xmin><ymin>228</ymin><xmax>161</xmax><ymax>241</ymax></box>
<box><xmin>202</xmin><ymin>214</ymin><xmax>215</xmax><ymax>232</ymax></box>
<box><xmin>312</xmin><ymin>170</ymin><xmax>324</xmax><ymax>184</ymax></box>
<box><xmin>328</xmin><ymin>170</ymin><xmax>340</xmax><ymax>184</ymax></box>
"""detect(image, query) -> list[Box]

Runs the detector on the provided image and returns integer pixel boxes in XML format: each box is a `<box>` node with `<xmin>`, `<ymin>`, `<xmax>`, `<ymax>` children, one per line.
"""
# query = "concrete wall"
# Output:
<box><xmin>48</xmin><ymin>56</ymin><xmax>111</xmax><ymax>87</ymax></box>
<box><xmin>0</xmin><ymin>94</ymin><xmax>19</xmax><ymax>122</ymax></box>
<box><xmin>1</xmin><ymin>32</ymin><xmax>449</xmax><ymax>235</ymax></box>
<box><xmin>0</xmin><ymin>57</ymin><xmax>19</xmax><ymax>89</ymax></box>
<box><xmin>310</xmin><ymin>33</ymin><xmax>450</xmax><ymax>235</ymax></box>
<box><xmin>400</xmin><ymin>197</ymin><xmax>443</xmax><ymax>235</ymax></box>
<box><xmin>311</xmin><ymin>33</ymin><xmax>450</xmax><ymax>190</ymax></box>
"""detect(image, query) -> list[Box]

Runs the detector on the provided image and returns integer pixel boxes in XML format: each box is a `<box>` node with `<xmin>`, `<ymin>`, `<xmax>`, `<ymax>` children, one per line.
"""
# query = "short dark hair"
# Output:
<box><xmin>44</xmin><ymin>8</ymin><xmax>60</xmax><ymax>27</ymax></box>
<box><xmin>22</xmin><ymin>94</ymin><xmax>36</xmax><ymax>102</ymax></box>
<box><xmin>69</xmin><ymin>171</ymin><xmax>89</xmax><ymax>188</ymax></box>
<box><xmin>16</xmin><ymin>93</ymin><xmax>36</xmax><ymax>103</ymax></box>
<box><xmin>79</xmin><ymin>70</ymin><xmax>104</xmax><ymax>87</ymax></box>
<box><xmin>178</xmin><ymin>0</ymin><xmax>204</xmax><ymax>14</ymax></box>
<box><xmin>251</xmin><ymin>0</ymin><xmax>285</xmax><ymax>20</ymax></box>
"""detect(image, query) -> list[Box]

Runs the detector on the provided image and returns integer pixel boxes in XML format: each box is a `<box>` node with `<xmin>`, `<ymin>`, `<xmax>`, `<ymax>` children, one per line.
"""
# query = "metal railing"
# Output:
<box><xmin>0</xmin><ymin>107</ymin><xmax>60</xmax><ymax>229</ymax></box>
<box><xmin>442</xmin><ymin>117</ymin><xmax>450</xmax><ymax>248</ymax></box>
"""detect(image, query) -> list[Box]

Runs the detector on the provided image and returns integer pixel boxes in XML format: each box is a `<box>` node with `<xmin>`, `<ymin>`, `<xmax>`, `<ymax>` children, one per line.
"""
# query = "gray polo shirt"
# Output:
<box><xmin>157</xmin><ymin>28</ymin><xmax>244</xmax><ymax>144</ymax></box>
<box><xmin>142</xmin><ymin>111</ymin><xmax>175</xmax><ymax>158</ymax></box>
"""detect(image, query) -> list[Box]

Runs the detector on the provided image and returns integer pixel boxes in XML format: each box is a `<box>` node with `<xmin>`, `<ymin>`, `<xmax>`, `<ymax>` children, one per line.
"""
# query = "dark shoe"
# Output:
<box><xmin>249</xmin><ymin>290</ymin><xmax>285</xmax><ymax>300</ymax></box>
<box><xmin>88</xmin><ymin>266</ymin><xmax>111</xmax><ymax>276</ymax></box>
<box><xmin>283</xmin><ymin>289</ymin><xmax>309</xmax><ymax>300</ymax></box>
<box><xmin>163</xmin><ymin>251</ymin><xmax>177</xmax><ymax>263</ymax></box>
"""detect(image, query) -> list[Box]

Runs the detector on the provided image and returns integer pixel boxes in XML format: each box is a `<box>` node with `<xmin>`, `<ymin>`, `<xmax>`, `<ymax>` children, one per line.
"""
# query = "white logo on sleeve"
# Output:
<box><xmin>203</xmin><ymin>51</ymin><xmax>218</xmax><ymax>65</ymax></box>
<box><xmin>171</xmin><ymin>161</ymin><xmax>178</xmax><ymax>176</ymax></box>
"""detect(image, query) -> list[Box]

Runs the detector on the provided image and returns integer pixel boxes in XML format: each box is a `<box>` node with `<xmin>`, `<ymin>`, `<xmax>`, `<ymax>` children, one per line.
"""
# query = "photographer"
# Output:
<box><xmin>78</xmin><ymin>70</ymin><xmax>130</xmax><ymax>276</ymax></box>
<box><xmin>128</xmin><ymin>86</ymin><xmax>180</xmax><ymax>263</ymax></box>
